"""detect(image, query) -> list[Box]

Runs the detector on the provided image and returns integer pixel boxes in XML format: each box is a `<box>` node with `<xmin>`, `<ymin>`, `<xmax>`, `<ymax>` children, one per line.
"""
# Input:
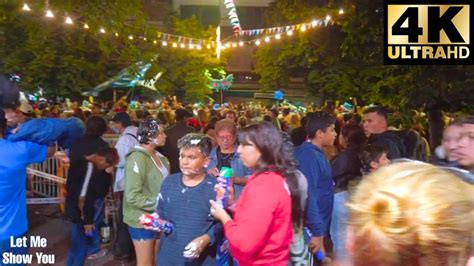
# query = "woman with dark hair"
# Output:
<box><xmin>330</xmin><ymin>124</ymin><xmax>366</xmax><ymax>262</ymax></box>
<box><xmin>123</xmin><ymin>119</ymin><xmax>169</xmax><ymax>266</ymax></box>
<box><xmin>210</xmin><ymin>122</ymin><xmax>302</xmax><ymax>265</ymax></box>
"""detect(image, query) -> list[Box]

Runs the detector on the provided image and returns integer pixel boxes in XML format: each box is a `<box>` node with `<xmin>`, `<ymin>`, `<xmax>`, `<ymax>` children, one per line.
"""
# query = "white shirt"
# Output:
<box><xmin>114</xmin><ymin>126</ymin><xmax>139</xmax><ymax>192</ymax></box>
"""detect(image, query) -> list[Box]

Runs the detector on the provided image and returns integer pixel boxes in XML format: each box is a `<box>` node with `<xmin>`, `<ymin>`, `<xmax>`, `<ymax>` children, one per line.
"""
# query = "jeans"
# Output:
<box><xmin>0</xmin><ymin>235</ymin><xmax>28</xmax><ymax>266</ymax></box>
<box><xmin>330</xmin><ymin>191</ymin><xmax>349</xmax><ymax>261</ymax></box>
<box><xmin>66</xmin><ymin>198</ymin><xmax>105</xmax><ymax>266</ymax></box>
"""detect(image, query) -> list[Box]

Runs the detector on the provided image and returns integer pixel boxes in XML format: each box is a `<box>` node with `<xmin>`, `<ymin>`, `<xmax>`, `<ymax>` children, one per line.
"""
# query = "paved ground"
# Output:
<box><xmin>27</xmin><ymin>204</ymin><xmax>135</xmax><ymax>266</ymax></box>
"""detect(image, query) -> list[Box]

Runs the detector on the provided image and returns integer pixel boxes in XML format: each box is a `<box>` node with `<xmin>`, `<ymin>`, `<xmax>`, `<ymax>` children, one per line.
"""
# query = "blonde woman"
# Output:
<box><xmin>347</xmin><ymin>162</ymin><xmax>474</xmax><ymax>266</ymax></box>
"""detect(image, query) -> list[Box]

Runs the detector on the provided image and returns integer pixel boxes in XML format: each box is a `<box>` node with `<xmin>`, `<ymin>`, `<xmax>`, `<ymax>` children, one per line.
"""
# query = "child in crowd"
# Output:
<box><xmin>360</xmin><ymin>144</ymin><xmax>391</xmax><ymax>175</ymax></box>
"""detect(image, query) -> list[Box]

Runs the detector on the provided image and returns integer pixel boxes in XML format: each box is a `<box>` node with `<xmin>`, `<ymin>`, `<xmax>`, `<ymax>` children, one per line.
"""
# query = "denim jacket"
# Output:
<box><xmin>206</xmin><ymin>146</ymin><xmax>253</xmax><ymax>198</ymax></box>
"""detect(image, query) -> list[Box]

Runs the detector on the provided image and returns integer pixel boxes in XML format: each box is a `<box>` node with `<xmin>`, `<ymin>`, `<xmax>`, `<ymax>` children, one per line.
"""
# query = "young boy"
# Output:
<box><xmin>154</xmin><ymin>133</ymin><xmax>222</xmax><ymax>265</ymax></box>
<box><xmin>65</xmin><ymin>147</ymin><xmax>119</xmax><ymax>266</ymax></box>
<box><xmin>360</xmin><ymin>144</ymin><xmax>391</xmax><ymax>175</ymax></box>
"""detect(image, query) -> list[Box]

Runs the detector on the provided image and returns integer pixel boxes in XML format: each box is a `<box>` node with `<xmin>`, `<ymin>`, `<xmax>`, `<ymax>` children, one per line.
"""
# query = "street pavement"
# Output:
<box><xmin>27</xmin><ymin>204</ymin><xmax>135</xmax><ymax>266</ymax></box>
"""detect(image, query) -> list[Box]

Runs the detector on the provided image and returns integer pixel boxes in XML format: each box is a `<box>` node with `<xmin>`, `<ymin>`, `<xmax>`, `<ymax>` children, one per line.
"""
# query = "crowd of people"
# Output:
<box><xmin>0</xmin><ymin>76</ymin><xmax>473</xmax><ymax>266</ymax></box>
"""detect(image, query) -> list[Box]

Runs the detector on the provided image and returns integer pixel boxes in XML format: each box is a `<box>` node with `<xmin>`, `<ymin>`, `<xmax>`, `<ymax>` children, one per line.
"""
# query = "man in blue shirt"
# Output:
<box><xmin>0</xmin><ymin>110</ymin><xmax>48</xmax><ymax>260</ymax></box>
<box><xmin>294</xmin><ymin>112</ymin><xmax>336</xmax><ymax>258</ymax></box>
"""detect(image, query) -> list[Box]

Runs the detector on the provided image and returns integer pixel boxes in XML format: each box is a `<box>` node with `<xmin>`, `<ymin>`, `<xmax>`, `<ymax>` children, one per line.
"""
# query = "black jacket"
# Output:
<box><xmin>368</xmin><ymin>130</ymin><xmax>405</xmax><ymax>160</ymax></box>
<box><xmin>65</xmin><ymin>159</ymin><xmax>112</xmax><ymax>224</ymax></box>
<box><xmin>159</xmin><ymin>122</ymin><xmax>196</xmax><ymax>174</ymax></box>
<box><xmin>331</xmin><ymin>147</ymin><xmax>362</xmax><ymax>192</ymax></box>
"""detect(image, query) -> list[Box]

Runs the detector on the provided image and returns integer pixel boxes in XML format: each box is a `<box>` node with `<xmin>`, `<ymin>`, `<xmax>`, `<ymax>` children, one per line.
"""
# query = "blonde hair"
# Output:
<box><xmin>347</xmin><ymin>162</ymin><xmax>474</xmax><ymax>266</ymax></box>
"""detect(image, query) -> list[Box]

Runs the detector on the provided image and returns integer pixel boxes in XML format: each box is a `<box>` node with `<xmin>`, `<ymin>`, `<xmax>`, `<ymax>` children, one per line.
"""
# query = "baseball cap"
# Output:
<box><xmin>18</xmin><ymin>102</ymin><xmax>33</xmax><ymax>114</ymax></box>
<box><xmin>111</xmin><ymin>112</ymin><xmax>132</xmax><ymax>126</ymax></box>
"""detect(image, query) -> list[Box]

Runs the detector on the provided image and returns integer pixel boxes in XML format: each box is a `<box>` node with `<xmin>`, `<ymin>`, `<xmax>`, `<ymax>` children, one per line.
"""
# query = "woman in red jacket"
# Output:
<box><xmin>210</xmin><ymin>122</ymin><xmax>303</xmax><ymax>266</ymax></box>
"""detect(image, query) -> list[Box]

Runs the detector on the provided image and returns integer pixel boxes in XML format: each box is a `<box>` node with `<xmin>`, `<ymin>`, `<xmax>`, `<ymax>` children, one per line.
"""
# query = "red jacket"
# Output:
<box><xmin>224</xmin><ymin>171</ymin><xmax>293</xmax><ymax>266</ymax></box>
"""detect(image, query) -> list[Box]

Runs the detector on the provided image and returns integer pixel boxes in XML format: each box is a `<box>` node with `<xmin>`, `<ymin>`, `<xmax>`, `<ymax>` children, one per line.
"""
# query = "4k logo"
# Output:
<box><xmin>384</xmin><ymin>0</ymin><xmax>473</xmax><ymax>64</ymax></box>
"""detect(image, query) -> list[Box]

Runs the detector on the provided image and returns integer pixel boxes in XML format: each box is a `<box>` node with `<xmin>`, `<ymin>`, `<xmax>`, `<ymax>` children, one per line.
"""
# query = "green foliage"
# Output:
<box><xmin>0</xmin><ymin>2</ymin><xmax>223</xmax><ymax>101</ymax></box>
<box><xmin>256</xmin><ymin>0</ymin><xmax>474</xmax><ymax>114</ymax></box>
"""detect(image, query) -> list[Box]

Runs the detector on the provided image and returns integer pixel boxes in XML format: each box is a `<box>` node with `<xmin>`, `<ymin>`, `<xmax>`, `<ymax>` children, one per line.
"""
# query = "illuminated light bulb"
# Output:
<box><xmin>311</xmin><ymin>20</ymin><xmax>318</xmax><ymax>27</ymax></box>
<box><xmin>65</xmin><ymin>17</ymin><xmax>73</xmax><ymax>24</ymax></box>
<box><xmin>84</xmin><ymin>24</ymin><xmax>89</xmax><ymax>29</ymax></box>
<box><xmin>207</xmin><ymin>44</ymin><xmax>212</xmax><ymax>49</ymax></box>
<box><xmin>221</xmin><ymin>46</ymin><xmax>226</xmax><ymax>50</ymax></box>
<box><xmin>339</xmin><ymin>9</ymin><xmax>344</xmax><ymax>15</ymax></box>
<box><xmin>143</xmin><ymin>37</ymin><xmax>147</xmax><ymax>41</ymax></box>
<box><xmin>287</xmin><ymin>30</ymin><xmax>293</xmax><ymax>36</ymax></box>
<box><xmin>326</xmin><ymin>15</ymin><xmax>331</xmax><ymax>21</ymax></box>
<box><xmin>153</xmin><ymin>40</ymin><xmax>157</xmax><ymax>44</ymax></box>
<box><xmin>45</xmin><ymin>10</ymin><xmax>54</xmax><ymax>18</ymax></box>
<box><xmin>255</xmin><ymin>40</ymin><xmax>261</xmax><ymax>46</ymax></box>
<box><xmin>225</xmin><ymin>43</ymin><xmax>231</xmax><ymax>48</ymax></box>
<box><xmin>162</xmin><ymin>41</ymin><xmax>167</xmax><ymax>46</ymax></box>
<box><xmin>172</xmin><ymin>43</ymin><xmax>178</xmax><ymax>48</ymax></box>
<box><xmin>264</xmin><ymin>37</ymin><xmax>270</xmax><ymax>43</ymax></box>
<box><xmin>189</xmin><ymin>44</ymin><xmax>194</xmax><ymax>49</ymax></box>
<box><xmin>275</xmin><ymin>34</ymin><xmax>281</xmax><ymax>39</ymax></box>
<box><xmin>22</xmin><ymin>3</ymin><xmax>31</xmax><ymax>11</ymax></box>
<box><xmin>197</xmin><ymin>45</ymin><xmax>202</xmax><ymax>50</ymax></box>
<box><xmin>128</xmin><ymin>35</ymin><xmax>134</xmax><ymax>40</ymax></box>
<box><xmin>238</xmin><ymin>41</ymin><xmax>244</xmax><ymax>46</ymax></box>
<box><xmin>115</xmin><ymin>32</ymin><xmax>119</xmax><ymax>37</ymax></box>
<box><xmin>100</xmin><ymin>28</ymin><xmax>106</xmax><ymax>34</ymax></box>
<box><xmin>300</xmin><ymin>25</ymin><xmax>306</xmax><ymax>32</ymax></box>
<box><xmin>232</xmin><ymin>43</ymin><xmax>237</xmax><ymax>48</ymax></box>
<box><xmin>180</xmin><ymin>43</ymin><xmax>185</xmax><ymax>48</ymax></box>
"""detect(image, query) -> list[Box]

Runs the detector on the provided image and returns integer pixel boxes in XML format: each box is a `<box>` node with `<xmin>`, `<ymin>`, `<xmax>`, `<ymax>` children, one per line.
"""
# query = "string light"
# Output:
<box><xmin>65</xmin><ymin>16</ymin><xmax>73</xmax><ymax>25</ymax></box>
<box><xmin>275</xmin><ymin>34</ymin><xmax>281</xmax><ymax>40</ymax></box>
<box><xmin>232</xmin><ymin>43</ymin><xmax>237</xmax><ymax>48</ymax></box>
<box><xmin>264</xmin><ymin>37</ymin><xmax>270</xmax><ymax>42</ymax></box>
<box><xmin>238</xmin><ymin>41</ymin><xmax>244</xmax><ymax>46</ymax></box>
<box><xmin>287</xmin><ymin>30</ymin><xmax>293</xmax><ymax>36</ymax></box>
<box><xmin>84</xmin><ymin>24</ymin><xmax>89</xmax><ymax>29</ymax></box>
<box><xmin>339</xmin><ymin>9</ymin><xmax>344</xmax><ymax>15</ymax></box>
<box><xmin>22</xmin><ymin>3</ymin><xmax>31</xmax><ymax>11</ymax></box>
<box><xmin>189</xmin><ymin>44</ymin><xmax>194</xmax><ymax>49</ymax></box>
<box><xmin>45</xmin><ymin>10</ymin><xmax>54</xmax><ymax>18</ymax></box>
<box><xmin>172</xmin><ymin>43</ymin><xmax>178</xmax><ymax>48</ymax></box>
<box><xmin>128</xmin><ymin>35</ymin><xmax>134</xmax><ymax>40</ymax></box>
<box><xmin>207</xmin><ymin>44</ymin><xmax>212</xmax><ymax>49</ymax></box>
<box><xmin>326</xmin><ymin>15</ymin><xmax>331</xmax><ymax>21</ymax></box>
<box><xmin>225</xmin><ymin>43</ymin><xmax>231</xmax><ymax>48</ymax></box>
<box><xmin>197</xmin><ymin>45</ymin><xmax>202</xmax><ymax>50</ymax></box>
<box><xmin>143</xmin><ymin>37</ymin><xmax>147</xmax><ymax>41</ymax></box>
<box><xmin>255</xmin><ymin>40</ymin><xmax>261</xmax><ymax>46</ymax></box>
<box><xmin>99</xmin><ymin>27</ymin><xmax>106</xmax><ymax>34</ymax></box>
<box><xmin>153</xmin><ymin>40</ymin><xmax>157</xmax><ymax>44</ymax></box>
<box><xmin>311</xmin><ymin>20</ymin><xmax>318</xmax><ymax>27</ymax></box>
<box><xmin>300</xmin><ymin>25</ymin><xmax>306</xmax><ymax>32</ymax></box>
<box><xmin>180</xmin><ymin>43</ymin><xmax>185</xmax><ymax>48</ymax></box>
<box><xmin>115</xmin><ymin>32</ymin><xmax>119</xmax><ymax>37</ymax></box>
<box><xmin>162</xmin><ymin>41</ymin><xmax>168</xmax><ymax>46</ymax></box>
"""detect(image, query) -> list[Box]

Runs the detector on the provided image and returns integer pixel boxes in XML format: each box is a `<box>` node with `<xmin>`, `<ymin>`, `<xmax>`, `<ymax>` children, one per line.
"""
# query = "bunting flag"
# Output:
<box><xmin>239</xmin><ymin>17</ymin><xmax>330</xmax><ymax>37</ymax></box>
<box><xmin>224</xmin><ymin>0</ymin><xmax>242</xmax><ymax>36</ymax></box>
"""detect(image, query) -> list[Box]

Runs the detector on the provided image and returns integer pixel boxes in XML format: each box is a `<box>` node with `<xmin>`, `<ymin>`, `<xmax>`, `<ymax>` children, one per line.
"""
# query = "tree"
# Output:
<box><xmin>0</xmin><ymin>1</ymin><xmax>225</xmax><ymax>102</ymax></box>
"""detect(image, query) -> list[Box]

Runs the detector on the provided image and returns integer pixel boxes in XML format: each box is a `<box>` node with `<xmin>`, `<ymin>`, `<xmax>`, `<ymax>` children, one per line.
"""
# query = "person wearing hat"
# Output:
<box><xmin>160</xmin><ymin>108</ymin><xmax>196</xmax><ymax>174</ymax></box>
<box><xmin>0</xmin><ymin>76</ymin><xmax>54</xmax><ymax>260</ymax></box>
<box><xmin>109</xmin><ymin>112</ymin><xmax>139</xmax><ymax>261</ymax></box>
<box><xmin>3</xmin><ymin>101</ymin><xmax>34</xmax><ymax>137</ymax></box>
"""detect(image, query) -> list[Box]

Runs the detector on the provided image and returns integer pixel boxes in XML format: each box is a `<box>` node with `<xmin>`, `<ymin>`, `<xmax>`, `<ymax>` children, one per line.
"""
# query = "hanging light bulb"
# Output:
<box><xmin>275</xmin><ymin>34</ymin><xmax>281</xmax><ymax>40</ymax></box>
<box><xmin>143</xmin><ymin>37</ymin><xmax>147</xmax><ymax>41</ymax></box>
<box><xmin>207</xmin><ymin>44</ymin><xmax>212</xmax><ymax>49</ymax></box>
<box><xmin>225</xmin><ymin>43</ymin><xmax>231</xmax><ymax>48</ymax></box>
<box><xmin>84</xmin><ymin>24</ymin><xmax>89</xmax><ymax>29</ymax></box>
<box><xmin>326</xmin><ymin>15</ymin><xmax>331</xmax><ymax>21</ymax></box>
<box><xmin>180</xmin><ymin>43</ymin><xmax>185</xmax><ymax>48</ymax></box>
<box><xmin>339</xmin><ymin>9</ymin><xmax>344</xmax><ymax>15</ymax></box>
<box><xmin>232</xmin><ymin>43</ymin><xmax>237</xmax><ymax>48</ymax></box>
<box><xmin>264</xmin><ymin>37</ymin><xmax>270</xmax><ymax>42</ymax></box>
<box><xmin>45</xmin><ymin>10</ymin><xmax>54</xmax><ymax>18</ymax></box>
<box><xmin>312</xmin><ymin>20</ymin><xmax>318</xmax><ymax>27</ymax></box>
<box><xmin>128</xmin><ymin>35</ymin><xmax>134</xmax><ymax>40</ymax></box>
<box><xmin>287</xmin><ymin>30</ymin><xmax>293</xmax><ymax>36</ymax></box>
<box><xmin>300</xmin><ymin>25</ymin><xmax>306</xmax><ymax>32</ymax></box>
<box><xmin>255</xmin><ymin>40</ymin><xmax>261</xmax><ymax>46</ymax></box>
<box><xmin>22</xmin><ymin>3</ymin><xmax>31</xmax><ymax>11</ymax></box>
<box><xmin>115</xmin><ymin>32</ymin><xmax>119</xmax><ymax>37</ymax></box>
<box><xmin>99</xmin><ymin>27</ymin><xmax>106</xmax><ymax>34</ymax></box>
<box><xmin>153</xmin><ymin>40</ymin><xmax>157</xmax><ymax>44</ymax></box>
<box><xmin>162</xmin><ymin>41</ymin><xmax>168</xmax><ymax>46</ymax></box>
<box><xmin>172</xmin><ymin>43</ymin><xmax>178</xmax><ymax>48</ymax></box>
<box><xmin>65</xmin><ymin>16</ymin><xmax>73</xmax><ymax>25</ymax></box>
<box><xmin>189</xmin><ymin>44</ymin><xmax>194</xmax><ymax>49</ymax></box>
<box><xmin>197</xmin><ymin>45</ymin><xmax>202</xmax><ymax>50</ymax></box>
<box><xmin>238</xmin><ymin>41</ymin><xmax>244</xmax><ymax>46</ymax></box>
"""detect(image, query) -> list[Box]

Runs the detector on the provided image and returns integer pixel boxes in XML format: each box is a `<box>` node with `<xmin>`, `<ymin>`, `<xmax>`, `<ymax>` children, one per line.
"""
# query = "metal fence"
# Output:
<box><xmin>27</xmin><ymin>156</ymin><xmax>68</xmax><ymax>205</ymax></box>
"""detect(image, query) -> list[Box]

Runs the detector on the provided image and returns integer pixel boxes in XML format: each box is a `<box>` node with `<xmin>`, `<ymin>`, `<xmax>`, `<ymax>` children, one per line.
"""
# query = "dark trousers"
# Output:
<box><xmin>112</xmin><ymin>191</ymin><xmax>135</xmax><ymax>258</ymax></box>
